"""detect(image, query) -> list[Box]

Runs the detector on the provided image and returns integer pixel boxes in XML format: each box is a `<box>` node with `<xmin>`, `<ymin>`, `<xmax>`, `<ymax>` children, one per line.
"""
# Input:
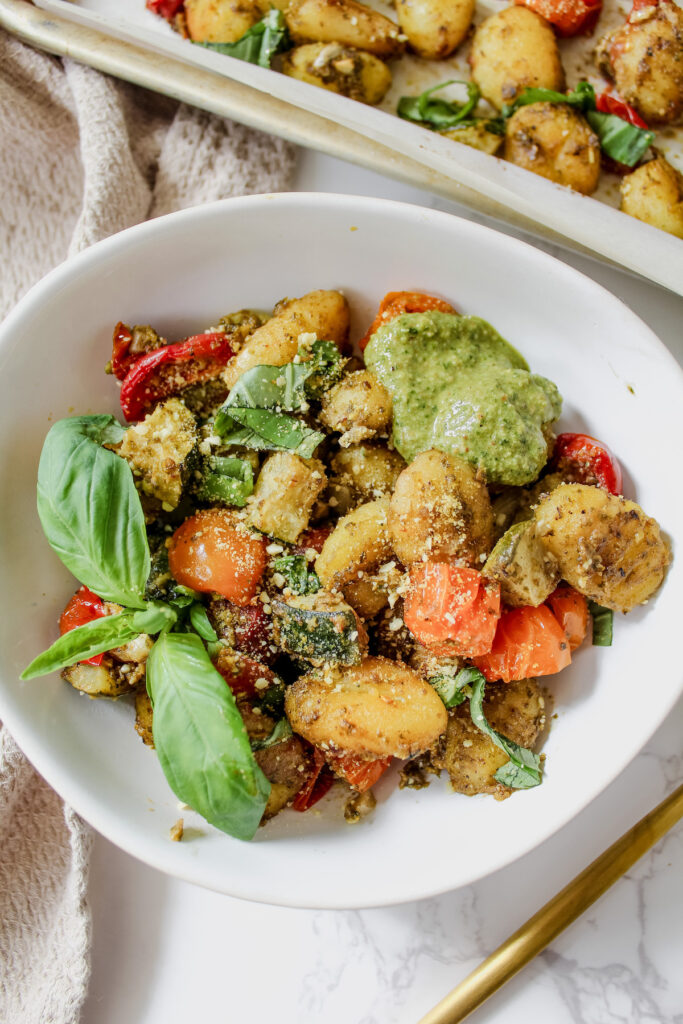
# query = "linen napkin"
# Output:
<box><xmin>0</xmin><ymin>29</ymin><xmax>295</xmax><ymax>1024</ymax></box>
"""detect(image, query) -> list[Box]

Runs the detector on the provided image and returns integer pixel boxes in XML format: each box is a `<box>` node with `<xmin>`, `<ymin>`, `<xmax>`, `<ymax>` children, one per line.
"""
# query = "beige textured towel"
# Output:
<box><xmin>0</xmin><ymin>30</ymin><xmax>295</xmax><ymax>1024</ymax></box>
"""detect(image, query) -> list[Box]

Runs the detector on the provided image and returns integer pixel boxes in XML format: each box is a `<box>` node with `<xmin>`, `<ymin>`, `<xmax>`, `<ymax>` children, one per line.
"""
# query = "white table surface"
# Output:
<box><xmin>81</xmin><ymin>148</ymin><xmax>683</xmax><ymax>1024</ymax></box>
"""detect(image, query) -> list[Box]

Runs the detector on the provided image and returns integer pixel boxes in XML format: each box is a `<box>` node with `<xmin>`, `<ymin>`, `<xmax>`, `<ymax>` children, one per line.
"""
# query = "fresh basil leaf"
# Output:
<box><xmin>216</xmin><ymin>407</ymin><xmax>324</xmax><ymax>458</ymax></box>
<box><xmin>131</xmin><ymin>601</ymin><xmax>178</xmax><ymax>635</ymax></box>
<box><xmin>466</xmin><ymin>669</ymin><xmax>542</xmax><ymax>790</ymax></box>
<box><xmin>251</xmin><ymin>718</ymin><xmax>293</xmax><ymax>751</ymax></box>
<box><xmin>194</xmin><ymin>9</ymin><xmax>289</xmax><ymax>68</ymax></box>
<box><xmin>197</xmin><ymin>455</ymin><xmax>254</xmax><ymax>507</ymax></box>
<box><xmin>21</xmin><ymin>611</ymin><xmax>140</xmax><ymax>679</ymax></box>
<box><xmin>587</xmin><ymin>600</ymin><xmax>613</xmax><ymax>646</ymax></box>
<box><xmin>220</xmin><ymin>362</ymin><xmax>312</xmax><ymax>416</ymax></box>
<box><xmin>398</xmin><ymin>80</ymin><xmax>481</xmax><ymax>129</ymax></box>
<box><xmin>585</xmin><ymin>110</ymin><xmax>654</xmax><ymax>167</ymax></box>
<box><xmin>302</xmin><ymin>340</ymin><xmax>347</xmax><ymax>400</ymax></box>
<box><xmin>147</xmin><ymin>632</ymin><xmax>270</xmax><ymax>840</ymax></box>
<box><xmin>37</xmin><ymin>416</ymin><xmax>149</xmax><ymax>609</ymax></box>
<box><xmin>429</xmin><ymin>673</ymin><xmax>466</xmax><ymax>708</ymax></box>
<box><xmin>502</xmin><ymin>81</ymin><xmax>596</xmax><ymax>118</ymax></box>
<box><xmin>189</xmin><ymin>603</ymin><xmax>219</xmax><ymax>643</ymax></box>
<box><xmin>272</xmin><ymin>555</ymin><xmax>320</xmax><ymax>595</ymax></box>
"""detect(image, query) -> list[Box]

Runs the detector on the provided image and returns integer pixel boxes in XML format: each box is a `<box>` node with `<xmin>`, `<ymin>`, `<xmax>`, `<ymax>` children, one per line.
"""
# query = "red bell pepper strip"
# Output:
<box><xmin>119</xmin><ymin>331</ymin><xmax>236</xmax><ymax>421</ymax></box>
<box><xmin>59</xmin><ymin>586</ymin><xmax>109</xmax><ymax>666</ymax></box>
<box><xmin>146</xmin><ymin>0</ymin><xmax>185</xmax><ymax>20</ymax></box>
<box><xmin>552</xmin><ymin>432</ymin><xmax>623</xmax><ymax>494</ymax></box>
<box><xmin>292</xmin><ymin>749</ymin><xmax>334</xmax><ymax>811</ymax></box>
<box><xmin>326</xmin><ymin>752</ymin><xmax>392</xmax><ymax>792</ymax></box>
<box><xmin>595</xmin><ymin>93</ymin><xmax>649</xmax><ymax>129</ymax></box>
<box><xmin>514</xmin><ymin>0</ymin><xmax>603</xmax><ymax>36</ymax></box>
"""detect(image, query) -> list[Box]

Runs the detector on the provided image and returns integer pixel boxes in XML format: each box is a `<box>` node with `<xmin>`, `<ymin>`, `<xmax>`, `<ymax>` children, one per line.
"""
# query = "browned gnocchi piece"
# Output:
<box><xmin>387</xmin><ymin>449</ymin><xmax>494</xmax><ymax>566</ymax></box>
<box><xmin>315</xmin><ymin>498</ymin><xmax>392</xmax><ymax>588</ymax></box>
<box><xmin>533</xmin><ymin>483</ymin><xmax>671</xmax><ymax>613</ymax></box>
<box><xmin>504</xmin><ymin>103</ymin><xmax>601</xmax><ymax>195</ymax></box>
<box><xmin>247</xmin><ymin>453</ymin><xmax>326</xmax><ymax>542</ymax></box>
<box><xmin>285</xmin><ymin>0</ymin><xmax>405</xmax><ymax>58</ymax></box>
<box><xmin>395</xmin><ymin>0</ymin><xmax>475</xmax><ymax>59</ymax></box>
<box><xmin>469</xmin><ymin>7</ymin><xmax>565</xmax><ymax>111</ymax></box>
<box><xmin>330</xmin><ymin>444</ymin><xmax>406</xmax><ymax>504</ymax></box>
<box><xmin>620</xmin><ymin>156</ymin><xmax>683</xmax><ymax>238</ymax></box>
<box><xmin>223</xmin><ymin>290</ymin><xmax>349</xmax><ymax>390</ymax></box>
<box><xmin>284</xmin><ymin>656</ymin><xmax>448</xmax><ymax>757</ymax></box>
<box><xmin>282</xmin><ymin>43</ymin><xmax>392</xmax><ymax>105</ymax></box>
<box><xmin>597</xmin><ymin>0</ymin><xmax>683</xmax><ymax>126</ymax></box>
<box><xmin>184</xmin><ymin>0</ymin><xmax>269</xmax><ymax>42</ymax></box>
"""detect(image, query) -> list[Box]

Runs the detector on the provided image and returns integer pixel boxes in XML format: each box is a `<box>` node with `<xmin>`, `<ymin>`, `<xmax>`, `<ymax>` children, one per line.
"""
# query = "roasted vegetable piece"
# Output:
<box><xmin>359</xmin><ymin>291</ymin><xmax>457</xmax><ymax>351</ymax></box>
<box><xmin>272</xmin><ymin>592</ymin><xmax>368</xmax><ymax>665</ymax></box>
<box><xmin>119</xmin><ymin>331</ymin><xmax>236</xmax><ymax>422</ymax></box>
<box><xmin>432</xmin><ymin>678</ymin><xmax>545</xmax><ymax>798</ymax></box>
<box><xmin>546</xmin><ymin>585</ymin><xmax>589</xmax><ymax>651</ymax></box>
<box><xmin>404</xmin><ymin>564</ymin><xmax>501</xmax><ymax>657</ymax></box>
<box><xmin>514</xmin><ymin>0</ymin><xmax>602</xmax><ymax>36</ymax></box>
<box><xmin>504</xmin><ymin>103</ymin><xmax>601</xmax><ymax>195</ymax></box>
<box><xmin>395</xmin><ymin>0</ymin><xmax>475</xmax><ymax>59</ymax></box>
<box><xmin>620</xmin><ymin>156</ymin><xmax>683</xmax><ymax>238</ymax></box>
<box><xmin>596</xmin><ymin>0</ymin><xmax>683</xmax><ymax>125</ymax></box>
<box><xmin>135</xmin><ymin>686</ymin><xmax>155</xmax><ymax>746</ymax></box>
<box><xmin>282</xmin><ymin>44</ymin><xmax>392</xmax><ymax>105</ymax></box>
<box><xmin>168</xmin><ymin>509</ymin><xmax>267</xmax><ymax>606</ymax></box>
<box><xmin>388</xmin><ymin>449</ymin><xmax>494</xmax><ymax>566</ymax></box>
<box><xmin>213</xmin><ymin>646</ymin><xmax>282</xmax><ymax>699</ymax></box>
<box><xmin>315</xmin><ymin>498</ymin><xmax>392</xmax><ymax>589</ymax></box>
<box><xmin>223</xmin><ymin>290</ymin><xmax>350</xmax><ymax>390</ymax></box>
<box><xmin>326</xmin><ymin>751</ymin><xmax>392</xmax><ymax>792</ymax></box>
<box><xmin>285</xmin><ymin>0</ymin><xmax>405</xmax><ymax>58</ymax></box>
<box><xmin>118</xmin><ymin>398</ymin><xmax>198</xmax><ymax>509</ymax></box>
<box><xmin>291</xmin><ymin>748</ymin><xmax>334</xmax><ymax>811</ymax></box>
<box><xmin>285</xmin><ymin>656</ymin><xmax>448</xmax><ymax>758</ymax></box>
<box><xmin>483</xmin><ymin>520</ymin><xmax>560</xmax><ymax>607</ymax></box>
<box><xmin>59</xmin><ymin>586</ymin><xmax>108</xmax><ymax>667</ymax></box>
<box><xmin>469</xmin><ymin>7</ymin><xmax>565</xmax><ymax>111</ymax></box>
<box><xmin>110</xmin><ymin>322</ymin><xmax>162</xmax><ymax>380</ymax></box>
<box><xmin>255</xmin><ymin>735</ymin><xmax>311</xmax><ymax>820</ymax></box>
<box><xmin>473</xmin><ymin>605</ymin><xmax>571</xmax><ymax>681</ymax></box>
<box><xmin>534</xmin><ymin>483</ymin><xmax>671</xmax><ymax>612</ymax></box>
<box><xmin>551</xmin><ymin>432</ymin><xmax>623</xmax><ymax>494</ymax></box>
<box><xmin>208</xmin><ymin>597</ymin><xmax>276</xmax><ymax>663</ymax></box>
<box><xmin>62</xmin><ymin>657</ymin><xmax>139</xmax><ymax>697</ymax></box>
<box><xmin>247</xmin><ymin>453</ymin><xmax>326</xmax><ymax>543</ymax></box>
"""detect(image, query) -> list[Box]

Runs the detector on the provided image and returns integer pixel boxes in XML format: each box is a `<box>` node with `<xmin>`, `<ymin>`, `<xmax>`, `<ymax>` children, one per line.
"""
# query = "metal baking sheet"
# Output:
<box><xmin>7</xmin><ymin>0</ymin><xmax>683</xmax><ymax>293</ymax></box>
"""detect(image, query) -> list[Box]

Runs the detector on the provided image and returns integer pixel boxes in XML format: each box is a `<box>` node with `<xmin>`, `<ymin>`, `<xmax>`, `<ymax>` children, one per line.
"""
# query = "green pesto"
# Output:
<box><xmin>364</xmin><ymin>312</ymin><xmax>562</xmax><ymax>486</ymax></box>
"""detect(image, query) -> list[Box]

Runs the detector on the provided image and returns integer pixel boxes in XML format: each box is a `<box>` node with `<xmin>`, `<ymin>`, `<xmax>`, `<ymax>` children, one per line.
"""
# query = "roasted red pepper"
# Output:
<box><xmin>359</xmin><ymin>291</ymin><xmax>457</xmax><ymax>352</ymax></box>
<box><xmin>146</xmin><ymin>0</ymin><xmax>185</xmax><ymax>20</ymax></box>
<box><xmin>326</xmin><ymin>752</ymin><xmax>392</xmax><ymax>793</ymax></box>
<box><xmin>514</xmin><ymin>0</ymin><xmax>603</xmax><ymax>35</ymax></box>
<box><xmin>552</xmin><ymin>432</ymin><xmax>623</xmax><ymax>494</ymax></box>
<box><xmin>214</xmin><ymin>649</ymin><xmax>279</xmax><ymax>699</ymax></box>
<box><xmin>292</xmin><ymin>749</ymin><xmax>334</xmax><ymax>811</ymax></box>
<box><xmin>59</xmin><ymin>586</ymin><xmax>108</xmax><ymax>666</ymax></box>
<box><xmin>119</xmin><ymin>331</ymin><xmax>235</xmax><ymax>422</ymax></box>
<box><xmin>595</xmin><ymin>93</ymin><xmax>649</xmax><ymax>129</ymax></box>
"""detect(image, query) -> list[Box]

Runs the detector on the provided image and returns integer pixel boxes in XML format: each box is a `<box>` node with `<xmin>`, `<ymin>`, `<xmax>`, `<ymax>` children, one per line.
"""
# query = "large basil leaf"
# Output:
<box><xmin>466</xmin><ymin>669</ymin><xmax>543</xmax><ymax>790</ymax></box>
<box><xmin>216</xmin><ymin>407</ymin><xmax>324</xmax><ymax>458</ymax></box>
<box><xmin>37</xmin><ymin>416</ymin><xmax>150</xmax><ymax>608</ymax></box>
<box><xmin>221</xmin><ymin>362</ymin><xmax>312</xmax><ymax>415</ymax></box>
<box><xmin>196</xmin><ymin>456</ymin><xmax>254</xmax><ymax>507</ymax></box>
<box><xmin>22</xmin><ymin>611</ymin><xmax>141</xmax><ymax>679</ymax></box>
<box><xmin>146</xmin><ymin>632</ymin><xmax>270</xmax><ymax>841</ymax></box>
<box><xmin>21</xmin><ymin>600</ymin><xmax>177</xmax><ymax>679</ymax></box>
<box><xmin>195</xmin><ymin>9</ymin><xmax>289</xmax><ymax>68</ymax></box>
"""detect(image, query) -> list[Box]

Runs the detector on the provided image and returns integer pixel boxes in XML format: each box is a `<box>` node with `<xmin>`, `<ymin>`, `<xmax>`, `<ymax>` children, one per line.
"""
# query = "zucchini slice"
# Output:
<box><xmin>483</xmin><ymin>520</ymin><xmax>560</xmax><ymax>607</ymax></box>
<box><xmin>272</xmin><ymin>593</ymin><xmax>368</xmax><ymax>666</ymax></box>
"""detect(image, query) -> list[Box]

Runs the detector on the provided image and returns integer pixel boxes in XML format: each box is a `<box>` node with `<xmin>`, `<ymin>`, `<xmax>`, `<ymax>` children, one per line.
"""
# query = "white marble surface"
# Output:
<box><xmin>81</xmin><ymin>149</ymin><xmax>683</xmax><ymax>1024</ymax></box>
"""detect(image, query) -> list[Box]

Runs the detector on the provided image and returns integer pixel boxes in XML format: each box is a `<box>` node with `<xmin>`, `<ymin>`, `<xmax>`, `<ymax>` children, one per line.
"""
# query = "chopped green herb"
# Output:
<box><xmin>429</xmin><ymin>673</ymin><xmax>467</xmax><ymax>708</ymax></box>
<box><xmin>195</xmin><ymin>10</ymin><xmax>289</xmax><ymax>69</ymax></box>
<box><xmin>272</xmin><ymin>554</ymin><xmax>320</xmax><ymax>595</ymax></box>
<box><xmin>252</xmin><ymin>718</ymin><xmax>293</xmax><ymax>751</ymax></box>
<box><xmin>465</xmin><ymin>669</ymin><xmax>543</xmax><ymax>790</ymax></box>
<box><xmin>588</xmin><ymin>600</ymin><xmax>613</xmax><ymax>646</ymax></box>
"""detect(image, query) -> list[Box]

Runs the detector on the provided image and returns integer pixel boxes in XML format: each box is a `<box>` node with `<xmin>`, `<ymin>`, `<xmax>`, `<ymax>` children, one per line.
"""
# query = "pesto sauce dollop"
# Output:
<box><xmin>364</xmin><ymin>311</ymin><xmax>562</xmax><ymax>486</ymax></box>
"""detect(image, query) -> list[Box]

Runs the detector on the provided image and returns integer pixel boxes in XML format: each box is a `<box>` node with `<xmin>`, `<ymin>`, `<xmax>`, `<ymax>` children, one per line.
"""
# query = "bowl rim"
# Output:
<box><xmin>1</xmin><ymin>191</ymin><xmax>682</xmax><ymax>909</ymax></box>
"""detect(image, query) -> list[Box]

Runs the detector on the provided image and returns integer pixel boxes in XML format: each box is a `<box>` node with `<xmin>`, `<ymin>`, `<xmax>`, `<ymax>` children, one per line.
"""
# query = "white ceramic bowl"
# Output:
<box><xmin>0</xmin><ymin>193</ymin><xmax>681</xmax><ymax>909</ymax></box>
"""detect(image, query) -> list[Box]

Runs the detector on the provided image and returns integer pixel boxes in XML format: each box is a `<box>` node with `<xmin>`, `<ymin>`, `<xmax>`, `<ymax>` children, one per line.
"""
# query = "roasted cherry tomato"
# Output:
<box><xmin>326</xmin><ymin>752</ymin><xmax>392</xmax><ymax>793</ymax></box>
<box><xmin>359</xmin><ymin>291</ymin><xmax>457</xmax><ymax>351</ymax></box>
<box><xmin>168</xmin><ymin>510</ymin><xmax>267</xmax><ymax>606</ymax></box>
<box><xmin>59</xmin><ymin>586</ymin><xmax>108</xmax><ymax>666</ymax></box>
<box><xmin>552</xmin><ymin>432</ymin><xmax>623</xmax><ymax>494</ymax></box>
<box><xmin>404</xmin><ymin>564</ymin><xmax>501</xmax><ymax>658</ymax></box>
<box><xmin>146</xmin><ymin>0</ymin><xmax>185</xmax><ymax>20</ymax></box>
<box><xmin>595</xmin><ymin>92</ymin><xmax>650</xmax><ymax>129</ymax></box>
<box><xmin>474</xmin><ymin>605</ymin><xmax>571</xmax><ymax>682</ymax></box>
<box><xmin>213</xmin><ymin>648</ymin><xmax>279</xmax><ymax>698</ymax></box>
<box><xmin>546</xmin><ymin>585</ymin><xmax>589</xmax><ymax>651</ymax></box>
<box><xmin>514</xmin><ymin>0</ymin><xmax>603</xmax><ymax>35</ymax></box>
<box><xmin>292</xmin><ymin>749</ymin><xmax>334</xmax><ymax>812</ymax></box>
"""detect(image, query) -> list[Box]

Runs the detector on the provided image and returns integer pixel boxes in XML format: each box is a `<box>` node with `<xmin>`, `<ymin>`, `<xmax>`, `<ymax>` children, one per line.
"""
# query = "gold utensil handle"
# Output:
<box><xmin>419</xmin><ymin>782</ymin><xmax>683</xmax><ymax>1024</ymax></box>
